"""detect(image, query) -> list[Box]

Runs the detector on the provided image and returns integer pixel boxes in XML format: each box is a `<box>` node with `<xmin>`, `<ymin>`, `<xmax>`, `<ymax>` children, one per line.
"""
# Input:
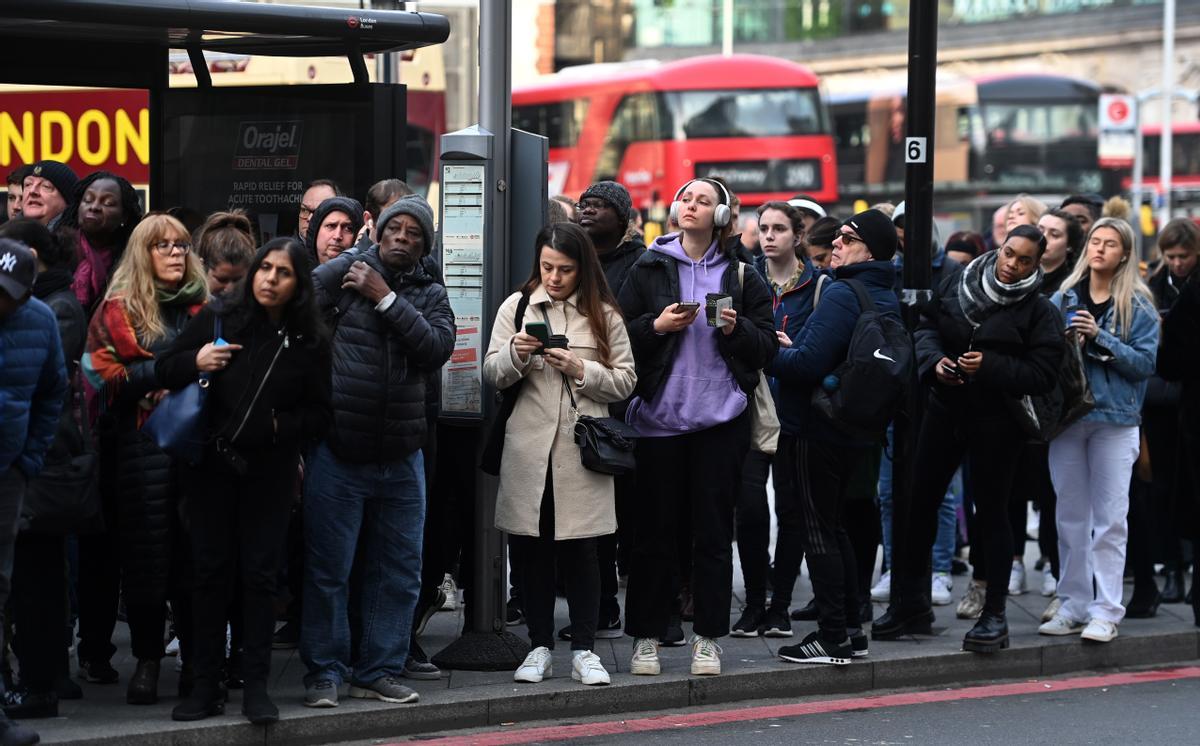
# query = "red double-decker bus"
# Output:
<box><xmin>512</xmin><ymin>55</ymin><xmax>837</xmax><ymax>210</ymax></box>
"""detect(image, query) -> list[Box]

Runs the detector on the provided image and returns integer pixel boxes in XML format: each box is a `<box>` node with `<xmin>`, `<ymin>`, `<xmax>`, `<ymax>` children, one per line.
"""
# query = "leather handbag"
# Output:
<box><xmin>22</xmin><ymin>375</ymin><xmax>103</xmax><ymax>536</ymax></box>
<box><xmin>1054</xmin><ymin>335</ymin><xmax>1096</xmax><ymax>435</ymax></box>
<box><xmin>562</xmin><ymin>374</ymin><xmax>638</xmax><ymax>475</ymax></box>
<box><xmin>143</xmin><ymin>317</ymin><xmax>221</xmax><ymax>465</ymax></box>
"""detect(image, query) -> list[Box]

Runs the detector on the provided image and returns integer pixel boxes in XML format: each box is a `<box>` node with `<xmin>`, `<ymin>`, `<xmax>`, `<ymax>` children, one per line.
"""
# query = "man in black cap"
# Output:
<box><xmin>21</xmin><ymin>161</ymin><xmax>77</xmax><ymax>229</ymax></box>
<box><xmin>576</xmin><ymin>180</ymin><xmax>644</xmax><ymax>297</ymax></box>
<box><xmin>766</xmin><ymin>209</ymin><xmax>901</xmax><ymax>666</ymax></box>
<box><xmin>306</xmin><ymin>196</ymin><xmax>364</xmax><ymax>266</ymax></box>
<box><xmin>0</xmin><ymin>238</ymin><xmax>67</xmax><ymax>746</ymax></box>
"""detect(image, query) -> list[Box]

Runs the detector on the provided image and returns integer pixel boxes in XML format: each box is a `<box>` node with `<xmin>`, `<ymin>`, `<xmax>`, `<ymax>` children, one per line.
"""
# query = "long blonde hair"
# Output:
<box><xmin>104</xmin><ymin>214</ymin><xmax>205</xmax><ymax>342</ymax></box>
<box><xmin>1056</xmin><ymin>217</ymin><xmax>1153</xmax><ymax>341</ymax></box>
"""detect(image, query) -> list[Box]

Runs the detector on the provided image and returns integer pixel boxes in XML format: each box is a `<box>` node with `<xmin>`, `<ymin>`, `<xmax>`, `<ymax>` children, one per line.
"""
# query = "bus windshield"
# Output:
<box><xmin>667</xmin><ymin>88</ymin><xmax>826</xmax><ymax>139</ymax></box>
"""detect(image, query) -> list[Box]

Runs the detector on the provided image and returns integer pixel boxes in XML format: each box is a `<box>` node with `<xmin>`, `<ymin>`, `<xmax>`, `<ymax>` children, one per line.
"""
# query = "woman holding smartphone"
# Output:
<box><xmin>1041</xmin><ymin>218</ymin><xmax>1159</xmax><ymax>644</ymax></box>
<box><xmin>618</xmin><ymin>178</ymin><xmax>776</xmax><ymax>676</ymax></box>
<box><xmin>875</xmin><ymin>224</ymin><xmax>1063</xmax><ymax>654</ymax></box>
<box><xmin>483</xmin><ymin>222</ymin><xmax>636</xmax><ymax>687</ymax></box>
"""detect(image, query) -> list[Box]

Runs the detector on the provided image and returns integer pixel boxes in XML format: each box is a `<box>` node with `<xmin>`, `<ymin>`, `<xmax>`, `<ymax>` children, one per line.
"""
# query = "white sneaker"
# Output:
<box><xmin>956</xmin><ymin>580</ymin><xmax>985</xmax><ymax>619</ymax></box>
<box><xmin>439</xmin><ymin>573</ymin><xmax>458</xmax><ymax>611</ymax></box>
<box><xmin>513</xmin><ymin>646</ymin><xmax>553</xmax><ymax>683</ymax></box>
<box><xmin>870</xmin><ymin>571</ymin><xmax>891</xmax><ymax>603</ymax></box>
<box><xmin>1041</xmin><ymin>596</ymin><xmax>1062</xmax><ymax>623</ymax></box>
<box><xmin>1041</xmin><ymin>568</ymin><xmax>1056</xmax><ymax>597</ymax></box>
<box><xmin>1008</xmin><ymin>560</ymin><xmax>1026</xmax><ymax>596</ymax></box>
<box><xmin>571</xmin><ymin>650</ymin><xmax>610</xmax><ymax>686</ymax></box>
<box><xmin>165</xmin><ymin>636</ymin><xmax>180</xmax><ymax>657</ymax></box>
<box><xmin>1038</xmin><ymin>614</ymin><xmax>1085</xmax><ymax>636</ymax></box>
<box><xmin>931</xmin><ymin>572</ymin><xmax>953</xmax><ymax>606</ymax></box>
<box><xmin>1081</xmin><ymin>619</ymin><xmax>1118</xmax><ymax>643</ymax></box>
<box><xmin>690</xmin><ymin>636</ymin><xmax>722</xmax><ymax>676</ymax></box>
<box><xmin>630</xmin><ymin>638</ymin><xmax>661</xmax><ymax>676</ymax></box>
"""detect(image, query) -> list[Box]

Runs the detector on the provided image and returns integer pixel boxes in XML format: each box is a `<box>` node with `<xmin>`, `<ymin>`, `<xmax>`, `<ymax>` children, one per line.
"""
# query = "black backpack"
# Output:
<box><xmin>810</xmin><ymin>279</ymin><xmax>914</xmax><ymax>441</ymax></box>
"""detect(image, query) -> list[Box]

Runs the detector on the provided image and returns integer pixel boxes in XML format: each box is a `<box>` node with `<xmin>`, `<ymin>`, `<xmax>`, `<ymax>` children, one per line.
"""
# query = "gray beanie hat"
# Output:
<box><xmin>376</xmin><ymin>195</ymin><xmax>435</xmax><ymax>256</ymax></box>
<box><xmin>580</xmin><ymin>180</ymin><xmax>633</xmax><ymax>225</ymax></box>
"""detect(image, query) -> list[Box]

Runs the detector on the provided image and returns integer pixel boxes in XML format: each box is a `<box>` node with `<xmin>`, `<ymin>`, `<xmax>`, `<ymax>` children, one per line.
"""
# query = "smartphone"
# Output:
<box><xmin>525</xmin><ymin>322</ymin><xmax>550</xmax><ymax>354</ymax></box>
<box><xmin>1064</xmin><ymin>303</ymin><xmax>1086</xmax><ymax>329</ymax></box>
<box><xmin>943</xmin><ymin>361</ymin><xmax>965</xmax><ymax>381</ymax></box>
<box><xmin>214</xmin><ymin>337</ymin><xmax>229</xmax><ymax>348</ymax></box>
<box><xmin>676</xmin><ymin>301</ymin><xmax>701</xmax><ymax>313</ymax></box>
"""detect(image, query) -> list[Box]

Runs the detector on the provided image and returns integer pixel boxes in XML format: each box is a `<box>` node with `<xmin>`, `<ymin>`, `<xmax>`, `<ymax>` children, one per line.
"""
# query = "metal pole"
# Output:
<box><xmin>1159</xmin><ymin>0</ymin><xmax>1175</xmax><ymax>226</ymax></box>
<box><xmin>1132</xmin><ymin>97</ymin><xmax>1144</xmax><ymax>259</ymax></box>
<box><xmin>722</xmin><ymin>0</ymin><xmax>733</xmax><ymax>57</ymax></box>
<box><xmin>473</xmin><ymin>0</ymin><xmax>512</xmax><ymax>638</ymax></box>
<box><xmin>888</xmin><ymin>0</ymin><xmax>937</xmax><ymax>615</ymax></box>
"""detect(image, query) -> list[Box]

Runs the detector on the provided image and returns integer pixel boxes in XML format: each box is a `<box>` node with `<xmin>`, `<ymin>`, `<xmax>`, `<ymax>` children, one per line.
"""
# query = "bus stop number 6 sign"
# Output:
<box><xmin>905</xmin><ymin>137</ymin><xmax>927</xmax><ymax>164</ymax></box>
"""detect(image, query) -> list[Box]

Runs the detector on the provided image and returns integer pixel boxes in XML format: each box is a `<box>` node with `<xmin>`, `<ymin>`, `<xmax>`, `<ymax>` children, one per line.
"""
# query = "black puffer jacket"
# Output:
<box><xmin>599</xmin><ymin>238</ymin><xmax>645</xmax><ymax>298</ymax></box>
<box><xmin>111</xmin><ymin>303</ymin><xmax>195</xmax><ymax>605</ymax></box>
<box><xmin>618</xmin><ymin>244</ymin><xmax>777</xmax><ymax>401</ymax></box>
<box><xmin>915</xmin><ymin>269</ymin><xmax>1064</xmax><ymax>420</ymax></box>
<box><xmin>313</xmin><ymin>246</ymin><xmax>455</xmax><ymax>463</ymax></box>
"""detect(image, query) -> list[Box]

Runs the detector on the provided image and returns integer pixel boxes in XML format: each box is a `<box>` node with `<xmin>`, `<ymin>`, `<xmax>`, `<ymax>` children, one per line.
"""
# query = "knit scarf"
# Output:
<box><xmin>156</xmin><ymin>278</ymin><xmax>207</xmax><ymax>307</ymax></box>
<box><xmin>958</xmin><ymin>250</ymin><xmax>1043</xmax><ymax>328</ymax></box>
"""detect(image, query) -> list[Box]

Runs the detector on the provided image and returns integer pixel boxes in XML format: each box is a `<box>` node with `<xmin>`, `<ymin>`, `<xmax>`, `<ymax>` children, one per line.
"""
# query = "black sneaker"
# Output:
<box><xmin>506</xmin><ymin>598</ymin><xmax>524</xmax><ymax>626</ymax></box>
<box><xmin>730</xmin><ymin>605</ymin><xmax>766</xmax><ymax>638</ymax></box>
<box><xmin>789</xmin><ymin>598</ymin><xmax>818</xmax><ymax>621</ymax></box>
<box><xmin>272</xmin><ymin>621</ymin><xmax>300</xmax><ymax>650</ymax></box>
<box><xmin>3</xmin><ymin>689</ymin><xmax>57</xmax><ymax>719</ymax></box>
<box><xmin>401</xmin><ymin>640</ymin><xmax>441</xmax><ymax>680</ymax></box>
<box><xmin>597</xmin><ymin>606</ymin><xmax>623</xmax><ymax>639</ymax></box>
<box><xmin>659</xmin><ymin>614</ymin><xmax>686</xmax><ymax>647</ymax></box>
<box><xmin>761</xmin><ymin>606</ymin><xmax>793</xmax><ymax>638</ymax></box>
<box><xmin>303</xmin><ymin>679</ymin><xmax>338</xmax><ymax>708</ymax></box>
<box><xmin>78</xmin><ymin>658</ymin><xmax>119</xmax><ymax>684</ymax></box>
<box><xmin>778</xmin><ymin>631</ymin><xmax>852</xmax><ymax>666</ymax></box>
<box><xmin>849</xmin><ymin>629</ymin><xmax>869</xmax><ymax>658</ymax></box>
<box><xmin>413</xmin><ymin>588</ymin><xmax>447</xmax><ymax>638</ymax></box>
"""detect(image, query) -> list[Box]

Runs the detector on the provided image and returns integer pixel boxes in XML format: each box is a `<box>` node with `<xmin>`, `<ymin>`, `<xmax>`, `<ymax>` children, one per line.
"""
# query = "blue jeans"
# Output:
<box><xmin>300</xmin><ymin>444</ymin><xmax>425</xmax><ymax>686</ymax></box>
<box><xmin>878</xmin><ymin>432</ymin><xmax>960</xmax><ymax>575</ymax></box>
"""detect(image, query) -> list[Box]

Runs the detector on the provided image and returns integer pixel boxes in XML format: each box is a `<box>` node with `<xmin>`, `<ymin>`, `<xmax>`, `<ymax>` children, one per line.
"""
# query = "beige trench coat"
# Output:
<box><xmin>483</xmin><ymin>286</ymin><xmax>637</xmax><ymax>540</ymax></box>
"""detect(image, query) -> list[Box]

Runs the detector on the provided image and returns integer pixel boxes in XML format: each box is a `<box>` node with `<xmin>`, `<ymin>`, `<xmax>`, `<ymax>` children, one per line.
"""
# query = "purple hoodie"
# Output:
<box><xmin>626</xmin><ymin>234</ymin><xmax>748</xmax><ymax>436</ymax></box>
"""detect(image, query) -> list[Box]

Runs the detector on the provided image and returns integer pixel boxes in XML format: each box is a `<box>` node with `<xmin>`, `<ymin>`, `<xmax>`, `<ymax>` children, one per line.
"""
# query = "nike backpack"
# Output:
<box><xmin>810</xmin><ymin>278</ymin><xmax>914</xmax><ymax>441</ymax></box>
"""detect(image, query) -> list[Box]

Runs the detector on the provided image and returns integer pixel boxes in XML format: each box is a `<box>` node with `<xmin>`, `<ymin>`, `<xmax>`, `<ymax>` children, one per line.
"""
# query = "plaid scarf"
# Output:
<box><xmin>958</xmin><ymin>251</ymin><xmax>1043</xmax><ymax>328</ymax></box>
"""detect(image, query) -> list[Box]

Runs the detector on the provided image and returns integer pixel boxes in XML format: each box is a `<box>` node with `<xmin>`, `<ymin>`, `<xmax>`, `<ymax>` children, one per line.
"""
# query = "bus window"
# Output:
<box><xmin>596</xmin><ymin>92</ymin><xmax>668</xmax><ymax>182</ymax></box>
<box><xmin>982</xmin><ymin>102</ymin><xmax>1097</xmax><ymax>144</ymax></box>
<box><xmin>669</xmin><ymin>89</ymin><xmax>825</xmax><ymax>139</ymax></box>
<box><xmin>406</xmin><ymin>124</ymin><xmax>435</xmax><ymax>196</ymax></box>
<box><xmin>512</xmin><ymin>99</ymin><xmax>590</xmax><ymax>148</ymax></box>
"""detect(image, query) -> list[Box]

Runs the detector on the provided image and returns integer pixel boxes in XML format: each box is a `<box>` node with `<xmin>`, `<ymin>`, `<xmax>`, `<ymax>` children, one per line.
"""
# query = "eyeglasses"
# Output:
<box><xmin>575</xmin><ymin>199</ymin><xmax>611</xmax><ymax>213</ymax></box>
<box><xmin>298</xmin><ymin>204</ymin><xmax>318</xmax><ymax>218</ymax></box>
<box><xmin>152</xmin><ymin>240</ymin><xmax>192</xmax><ymax>255</ymax></box>
<box><xmin>836</xmin><ymin>231</ymin><xmax>864</xmax><ymax>246</ymax></box>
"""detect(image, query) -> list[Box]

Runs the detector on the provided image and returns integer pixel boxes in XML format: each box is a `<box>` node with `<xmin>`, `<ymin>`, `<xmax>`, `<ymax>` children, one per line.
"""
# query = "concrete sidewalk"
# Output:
<box><xmin>33</xmin><ymin>559</ymin><xmax>1200</xmax><ymax>745</ymax></box>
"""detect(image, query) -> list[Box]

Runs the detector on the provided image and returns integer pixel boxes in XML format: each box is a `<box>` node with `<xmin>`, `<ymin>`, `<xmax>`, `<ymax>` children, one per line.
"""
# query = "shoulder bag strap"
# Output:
<box><xmin>229</xmin><ymin>330</ymin><xmax>289</xmax><ymax>443</ymax></box>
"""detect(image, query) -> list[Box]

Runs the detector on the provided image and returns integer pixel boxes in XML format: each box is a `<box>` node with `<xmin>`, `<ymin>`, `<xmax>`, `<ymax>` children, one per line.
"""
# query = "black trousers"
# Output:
<box><xmin>12</xmin><ymin>533</ymin><xmax>69</xmax><ymax>692</ymax></box>
<box><xmin>508</xmin><ymin>471</ymin><xmax>600</xmax><ymax>652</ymax></box>
<box><xmin>1144</xmin><ymin>405</ymin><xmax>1184</xmax><ymax>567</ymax></box>
<box><xmin>893</xmin><ymin>401</ymin><xmax>1021</xmax><ymax>616</ymax></box>
<box><xmin>843</xmin><ymin>447</ymin><xmax>883</xmax><ymax>613</ymax></box>
<box><xmin>76</xmin><ymin>454</ymin><xmax>121</xmax><ymax>666</ymax></box>
<box><xmin>625</xmin><ymin>412</ymin><xmax>750</xmax><ymax>640</ymax></box>
<box><xmin>124</xmin><ymin>517</ymin><xmax>192</xmax><ymax>663</ymax></box>
<box><xmin>773</xmin><ymin>436</ymin><xmax>866</xmax><ymax>643</ymax></box>
<box><xmin>183</xmin><ymin>449</ymin><xmax>295</xmax><ymax>687</ymax></box>
<box><xmin>1020</xmin><ymin>441</ymin><xmax>1060</xmax><ymax>579</ymax></box>
<box><xmin>736</xmin><ymin>449</ymin><xmax>773</xmax><ymax>609</ymax></box>
<box><xmin>1127</xmin><ymin>472</ymin><xmax>1159</xmax><ymax>596</ymax></box>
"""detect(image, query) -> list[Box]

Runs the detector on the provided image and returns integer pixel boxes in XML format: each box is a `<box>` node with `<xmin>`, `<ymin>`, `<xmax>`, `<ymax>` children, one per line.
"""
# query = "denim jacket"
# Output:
<box><xmin>1050</xmin><ymin>286</ymin><xmax>1159</xmax><ymax>427</ymax></box>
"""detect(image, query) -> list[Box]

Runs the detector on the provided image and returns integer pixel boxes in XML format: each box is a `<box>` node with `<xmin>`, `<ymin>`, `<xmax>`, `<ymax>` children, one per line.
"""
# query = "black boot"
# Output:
<box><xmin>2</xmin><ymin>689</ymin><xmax>58</xmax><ymax>719</ymax></box>
<box><xmin>171</xmin><ymin>679</ymin><xmax>226</xmax><ymax>722</ymax></box>
<box><xmin>962</xmin><ymin>610</ymin><xmax>1009</xmax><ymax>653</ymax></box>
<box><xmin>242</xmin><ymin>681</ymin><xmax>278</xmax><ymax>725</ymax></box>
<box><xmin>789</xmin><ymin>599</ymin><xmax>819</xmax><ymax>622</ymax></box>
<box><xmin>126</xmin><ymin>659</ymin><xmax>160</xmax><ymax>705</ymax></box>
<box><xmin>1125</xmin><ymin>586</ymin><xmax>1162</xmax><ymax>619</ymax></box>
<box><xmin>1162</xmin><ymin>566</ymin><xmax>1185</xmax><ymax>603</ymax></box>
<box><xmin>871</xmin><ymin>605</ymin><xmax>934</xmax><ymax>640</ymax></box>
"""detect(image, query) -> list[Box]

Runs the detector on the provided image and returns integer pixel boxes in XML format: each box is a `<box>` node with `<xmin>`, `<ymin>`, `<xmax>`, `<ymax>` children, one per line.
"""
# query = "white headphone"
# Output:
<box><xmin>670</xmin><ymin>178</ymin><xmax>732</xmax><ymax>228</ymax></box>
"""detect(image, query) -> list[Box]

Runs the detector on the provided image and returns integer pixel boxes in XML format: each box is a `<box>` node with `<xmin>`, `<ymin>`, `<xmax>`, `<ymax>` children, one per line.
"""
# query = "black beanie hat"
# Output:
<box><xmin>29</xmin><ymin>160</ymin><xmax>79</xmax><ymax>201</ymax></box>
<box><xmin>305</xmin><ymin>196</ymin><xmax>364</xmax><ymax>260</ymax></box>
<box><xmin>579</xmin><ymin>181</ymin><xmax>633</xmax><ymax>226</ymax></box>
<box><xmin>843</xmin><ymin>209</ymin><xmax>897</xmax><ymax>261</ymax></box>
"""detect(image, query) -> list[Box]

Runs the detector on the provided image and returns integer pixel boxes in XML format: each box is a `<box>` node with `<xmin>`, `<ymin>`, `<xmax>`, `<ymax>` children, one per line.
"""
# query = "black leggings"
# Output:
<box><xmin>508</xmin><ymin>469</ymin><xmax>600</xmax><ymax>652</ymax></box>
<box><xmin>736</xmin><ymin>450</ymin><xmax>772</xmax><ymax>609</ymax></box>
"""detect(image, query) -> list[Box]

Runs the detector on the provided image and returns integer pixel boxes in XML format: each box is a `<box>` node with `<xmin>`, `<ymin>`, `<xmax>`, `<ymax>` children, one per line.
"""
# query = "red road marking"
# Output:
<box><xmin>404</xmin><ymin>666</ymin><xmax>1200</xmax><ymax>746</ymax></box>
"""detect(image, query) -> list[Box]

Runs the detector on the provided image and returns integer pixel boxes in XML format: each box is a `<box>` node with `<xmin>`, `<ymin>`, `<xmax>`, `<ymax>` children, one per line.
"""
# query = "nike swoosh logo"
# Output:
<box><xmin>873</xmin><ymin>348</ymin><xmax>896</xmax><ymax>363</ymax></box>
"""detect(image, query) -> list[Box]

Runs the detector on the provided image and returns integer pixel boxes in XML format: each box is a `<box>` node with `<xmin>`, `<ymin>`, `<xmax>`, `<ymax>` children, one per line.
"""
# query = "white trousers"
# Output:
<box><xmin>1048</xmin><ymin>420</ymin><xmax>1139</xmax><ymax>624</ymax></box>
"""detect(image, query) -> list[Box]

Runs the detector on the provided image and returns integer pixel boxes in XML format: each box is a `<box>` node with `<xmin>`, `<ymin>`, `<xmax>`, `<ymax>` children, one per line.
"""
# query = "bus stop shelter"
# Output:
<box><xmin>0</xmin><ymin>0</ymin><xmax>450</xmax><ymax>219</ymax></box>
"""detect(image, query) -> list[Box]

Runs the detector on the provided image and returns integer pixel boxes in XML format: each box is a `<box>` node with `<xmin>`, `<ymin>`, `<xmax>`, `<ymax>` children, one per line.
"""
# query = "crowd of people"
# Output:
<box><xmin>1</xmin><ymin>157</ymin><xmax>1198</xmax><ymax>744</ymax></box>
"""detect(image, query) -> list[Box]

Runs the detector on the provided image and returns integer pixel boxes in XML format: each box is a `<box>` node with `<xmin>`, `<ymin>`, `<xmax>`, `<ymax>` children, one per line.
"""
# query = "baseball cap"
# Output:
<box><xmin>0</xmin><ymin>238</ymin><xmax>37</xmax><ymax>299</ymax></box>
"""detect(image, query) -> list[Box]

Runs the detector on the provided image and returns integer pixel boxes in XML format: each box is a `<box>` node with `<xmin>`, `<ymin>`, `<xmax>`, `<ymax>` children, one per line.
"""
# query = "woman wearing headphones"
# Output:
<box><xmin>618</xmin><ymin>178</ymin><xmax>777</xmax><ymax>677</ymax></box>
<box><xmin>1041</xmin><ymin>218</ymin><xmax>1159</xmax><ymax>644</ymax></box>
